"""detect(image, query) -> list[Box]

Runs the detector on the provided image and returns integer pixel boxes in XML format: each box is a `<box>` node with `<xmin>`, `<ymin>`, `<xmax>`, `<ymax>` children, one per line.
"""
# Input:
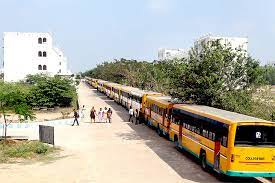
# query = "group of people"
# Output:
<box><xmin>72</xmin><ymin>105</ymin><xmax>141</xmax><ymax>126</ymax></box>
<box><xmin>90</xmin><ymin>106</ymin><xmax>113</xmax><ymax>123</ymax></box>
<box><xmin>128</xmin><ymin>106</ymin><xmax>140</xmax><ymax>125</ymax></box>
<box><xmin>72</xmin><ymin>105</ymin><xmax>113</xmax><ymax>126</ymax></box>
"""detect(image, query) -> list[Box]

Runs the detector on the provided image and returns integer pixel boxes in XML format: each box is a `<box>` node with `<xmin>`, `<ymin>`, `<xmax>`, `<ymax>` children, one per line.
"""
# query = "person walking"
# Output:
<box><xmin>134</xmin><ymin>109</ymin><xmax>139</xmax><ymax>125</ymax></box>
<box><xmin>103</xmin><ymin>107</ymin><xmax>108</xmax><ymax>123</ymax></box>
<box><xmin>98</xmin><ymin>108</ymin><xmax>104</xmax><ymax>122</ymax></box>
<box><xmin>72</xmin><ymin>109</ymin><xmax>79</xmax><ymax>126</ymax></box>
<box><xmin>129</xmin><ymin>106</ymin><xmax>134</xmax><ymax>123</ymax></box>
<box><xmin>107</xmin><ymin>108</ymin><xmax>113</xmax><ymax>123</ymax></box>
<box><xmin>90</xmin><ymin>106</ymin><xmax>96</xmax><ymax>123</ymax></box>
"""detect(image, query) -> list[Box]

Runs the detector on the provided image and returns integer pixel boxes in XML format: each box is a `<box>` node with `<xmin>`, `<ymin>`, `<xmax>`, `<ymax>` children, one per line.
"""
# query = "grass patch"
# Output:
<box><xmin>0</xmin><ymin>140</ymin><xmax>60</xmax><ymax>163</ymax></box>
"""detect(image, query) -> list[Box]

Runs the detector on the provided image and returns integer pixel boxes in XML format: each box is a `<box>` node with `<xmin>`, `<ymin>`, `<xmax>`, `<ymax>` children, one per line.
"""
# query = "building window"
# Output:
<box><xmin>38</xmin><ymin>51</ymin><xmax>42</xmax><ymax>57</ymax></box>
<box><xmin>43</xmin><ymin>38</ymin><xmax>47</xmax><ymax>43</ymax></box>
<box><xmin>59</xmin><ymin>62</ymin><xmax>61</xmax><ymax>65</ymax></box>
<box><xmin>58</xmin><ymin>69</ymin><xmax>61</xmax><ymax>73</ymax></box>
<box><xmin>38</xmin><ymin>38</ymin><xmax>42</xmax><ymax>44</ymax></box>
<box><xmin>43</xmin><ymin>65</ymin><xmax>47</xmax><ymax>70</ymax></box>
<box><xmin>38</xmin><ymin>65</ymin><xmax>42</xmax><ymax>70</ymax></box>
<box><xmin>43</xmin><ymin>51</ymin><xmax>47</xmax><ymax>57</ymax></box>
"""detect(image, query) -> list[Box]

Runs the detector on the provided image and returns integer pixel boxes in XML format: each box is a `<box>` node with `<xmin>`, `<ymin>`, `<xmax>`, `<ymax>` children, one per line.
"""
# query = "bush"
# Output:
<box><xmin>25</xmin><ymin>74</ymin><xmax>77</xmax><ymax>108</ymax></box>
<box><xmin>0</xmin><ymin>140</ymin><xmax>57</xmax><ymax>162</ymax></box>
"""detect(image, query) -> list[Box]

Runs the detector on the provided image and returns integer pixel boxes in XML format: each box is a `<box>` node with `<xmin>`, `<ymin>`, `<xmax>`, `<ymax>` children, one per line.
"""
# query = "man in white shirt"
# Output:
<box><xmin>129</xmin><ymin>106</ymin><xmax>134</xmax><ymax>123</ymax></box>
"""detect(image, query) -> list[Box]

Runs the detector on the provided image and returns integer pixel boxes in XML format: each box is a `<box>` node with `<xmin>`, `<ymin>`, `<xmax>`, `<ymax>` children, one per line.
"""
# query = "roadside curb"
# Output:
<box><xmin>0</xmin><ymin>118</ymin><xmax>74</xmax><ymax>129</ymax></box>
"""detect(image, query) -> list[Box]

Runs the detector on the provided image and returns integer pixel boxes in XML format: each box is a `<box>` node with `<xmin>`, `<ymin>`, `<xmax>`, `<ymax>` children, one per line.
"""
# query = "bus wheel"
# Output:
<box><xmin>157</xmin><ymin>127</ymin><xmax>162</xmax><ymax>137</ymax></box>
<box><xmin>200</xmin><ymin>152</ymin><xmax>207</xmax><ymax>170</ymax></box>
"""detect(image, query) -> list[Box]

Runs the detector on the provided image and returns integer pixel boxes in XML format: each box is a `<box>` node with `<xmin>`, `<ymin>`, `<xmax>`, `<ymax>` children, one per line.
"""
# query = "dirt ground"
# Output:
<box><xmin>0</xmin><ymin>82</ymin><xmax>260</xmax><ymax>183</ymax></box>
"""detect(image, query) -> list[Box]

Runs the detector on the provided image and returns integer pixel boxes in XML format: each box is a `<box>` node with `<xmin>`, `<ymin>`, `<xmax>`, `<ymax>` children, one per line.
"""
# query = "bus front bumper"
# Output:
<box><xmin>226</xmin><ymin>170</ymin><xmax>275</xmax><ymax>177</ymax></box>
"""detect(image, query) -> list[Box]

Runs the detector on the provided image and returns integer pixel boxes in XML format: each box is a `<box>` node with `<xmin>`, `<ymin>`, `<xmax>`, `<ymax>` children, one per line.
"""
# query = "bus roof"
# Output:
<box><xmin>97</xmin><ymin>79</ymin><xmax>107</xmax><ymax>83</ymax></box>
<box><xmin>131</xmin><ymin>89</ymin><xmax>162</xmax><ymax>98</ymax></box>
<box><xmin>147</xmin><ymin>95</ymin><xmax>172</xmax><ymax>106</ymax></box>
<box><xmin>120</xmin><ymin>85</ymin><xmax>139</xmax><ymax>93</ymax></box>
<box><xmin>173</xmin><ymin>104</ymin><xmax>269</xmax><ymax>124</ymax></box>
<box><xmin>105</xmin><ymin>82</ymin><xmax>121</xmax><ymax>87</ymax></box>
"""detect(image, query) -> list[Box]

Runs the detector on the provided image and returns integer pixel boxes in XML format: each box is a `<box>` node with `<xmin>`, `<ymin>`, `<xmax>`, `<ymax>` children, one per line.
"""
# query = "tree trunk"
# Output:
<box><xmin>3</xmin><ymin>114</ymin><xmax>7</xmax><ymax>140</ymax></box>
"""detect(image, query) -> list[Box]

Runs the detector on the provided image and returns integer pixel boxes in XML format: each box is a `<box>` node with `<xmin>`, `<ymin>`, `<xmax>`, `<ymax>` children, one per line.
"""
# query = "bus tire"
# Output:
<box><xmin>200</xmin><ymin>151</ymin><xmax>207</xmax><ymax>171</ymax></box>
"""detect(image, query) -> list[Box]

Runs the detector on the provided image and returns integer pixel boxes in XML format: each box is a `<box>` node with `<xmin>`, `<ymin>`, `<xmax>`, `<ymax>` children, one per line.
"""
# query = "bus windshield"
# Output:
<box><xmin>235</xmin><ymin>125</ymin><xmax>275</xmax><ymax>146</ymax></box>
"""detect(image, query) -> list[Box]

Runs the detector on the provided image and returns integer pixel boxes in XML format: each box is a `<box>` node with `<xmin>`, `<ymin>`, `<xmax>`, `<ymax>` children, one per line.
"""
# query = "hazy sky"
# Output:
<box><xmin>0</xmin><ymin>0</ymin><xmax>274</xmax><ymax>72</ymax></box>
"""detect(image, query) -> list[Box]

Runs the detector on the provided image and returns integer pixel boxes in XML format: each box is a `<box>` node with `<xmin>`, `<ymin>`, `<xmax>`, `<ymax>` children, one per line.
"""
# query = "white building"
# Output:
<box><xmin>158</xmin><ymin>48</ymin><xmax>187</xmax><ymax>61</ymax></box>
<box><xmin>3</xmin><ymin>32</ymin><xmax>71</xmax><ymax>82</ymax></box>
<box><xmin>194</xmin><ymin>35</ymin><xmax>248</xmax><ymax>53</ymax></box>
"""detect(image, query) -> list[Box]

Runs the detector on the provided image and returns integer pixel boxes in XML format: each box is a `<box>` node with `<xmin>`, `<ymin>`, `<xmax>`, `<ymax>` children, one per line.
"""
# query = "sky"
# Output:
<box><xmin>0</xmin><ymin>0</ymin><xmax>275</xmax><ymax>72</ymax></box>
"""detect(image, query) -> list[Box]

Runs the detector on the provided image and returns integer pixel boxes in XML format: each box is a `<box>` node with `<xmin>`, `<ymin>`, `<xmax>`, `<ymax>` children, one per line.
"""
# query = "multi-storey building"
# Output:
<box><xmin>194</xmin><ymin>35</ymin><xmax>248</xmax><ymax>53</ymax></box>
<box><xmin>3</xmin><ymin>32</ymin><xmax>71</xmax><ymax>82</ymax></box>
<box><xmin>158</xmin><ymin>48</ymin><xmax>187</xmax><ymax>61</ymax></box>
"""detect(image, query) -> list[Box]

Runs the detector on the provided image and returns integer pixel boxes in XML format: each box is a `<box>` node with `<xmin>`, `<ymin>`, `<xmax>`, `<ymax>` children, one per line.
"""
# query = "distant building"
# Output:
<box><xmin>157</xmin><ymin>35</ymin><xmax>248</xmax><ymax>61</ymax></box>
<box><xmin>3</xmin><ymin>32</ymin><xmax>71</xmax><ymax>82</ymax></box>
<box><xmin>194</xmin><ymin>35</ymin><xmax>248</xmax><ymax>54</ymax></box>
<box><xmin>158</xmin><ymin>48</ymin><xmax>187</xmax><ymax>61</ymax></box>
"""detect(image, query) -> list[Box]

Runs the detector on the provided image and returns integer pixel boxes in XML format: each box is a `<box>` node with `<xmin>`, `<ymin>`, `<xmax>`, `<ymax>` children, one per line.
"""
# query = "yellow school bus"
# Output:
<box><xmin>145</xmin><ymin>96</ymin><xmax>175</xmax><ymax>137</ymax></box>
<box><xmin>130</xmin><ymin>90</ymin><xmax>162</xmax><ymax>120</ymax></box>
<box><xmin>97</xmin><ymin>80</ymin><xmax>107</xmax><ymax>93</ymax></box>
<box><xmin>104</xmin><ymin>82</ymin><xmax>120</xmax><ymax>98</ymax></box>
<box><xmin>171</xmin><ymin>104</ymin><xmax>275</xmax><ymax>177</ymax></box>
<box><xmin>91</xmin><ymin>78</ymin><xmax>98</xmax><ymax>88</ymax></box>
<box><xmin>86</xmin><ymin>78</ymin><xmax>98</xmax><ymax>88</ymax></box>
<box><xmin>112</xmin><ymin>84</ymin><xmax>121</xmax><ymax>103</ymax></box>
<box><xmin>109</xmin><ymin>83</ymin><xmax>121</xmax><ymax>100</ymax></box>
<box><xmin>119</xmin><ymin>86</ymin><xmax>138</xmax><ymax>109</ymax></box>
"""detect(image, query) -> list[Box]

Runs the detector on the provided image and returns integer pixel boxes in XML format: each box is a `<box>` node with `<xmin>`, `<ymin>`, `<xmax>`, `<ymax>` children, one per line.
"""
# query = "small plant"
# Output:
<box><xmin>0</xmin><ymin>140</ymin><xmax>58</xmax><ymax>163</ymax></box>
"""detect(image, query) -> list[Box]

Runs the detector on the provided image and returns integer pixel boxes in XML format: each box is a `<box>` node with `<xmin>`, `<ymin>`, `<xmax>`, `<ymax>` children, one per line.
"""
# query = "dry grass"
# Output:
<box><xmin>0</xmin><ymin>140</ymin><xmax>60</xmax><ymax>163</ymax></box>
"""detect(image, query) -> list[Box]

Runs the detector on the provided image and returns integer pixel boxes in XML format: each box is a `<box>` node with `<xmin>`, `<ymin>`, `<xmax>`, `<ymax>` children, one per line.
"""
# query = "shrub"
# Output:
<box><xmin>25</xmin><ymin>74</ymin><xmax>77</xmax><ymax>108</ymax></box>
<box><xmin>0</xmin><ymin>140</ymin><xmax>55</xmax><ymax>161</ymax></box>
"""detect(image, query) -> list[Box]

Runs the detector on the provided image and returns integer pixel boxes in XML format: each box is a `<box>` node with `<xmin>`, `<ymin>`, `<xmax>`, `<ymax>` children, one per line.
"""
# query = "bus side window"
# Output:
<box><xmin>212</xmin><ymin>133</ymin><xmax>215</xmax><ymax>141</ymax></box>
<box><xmin>209</xmin><ymin>132</ymin><xmax>213</xmax><ymax>140</ymax></box>
<box><xmin>222</xmin><ymin>136</ymin><xmax>228</xmax><ymax>147</ymax></box>
<box><xmin>203</xmin><ymin>129</ymin><xmax>208</xmax><ymax>138</ymax></box>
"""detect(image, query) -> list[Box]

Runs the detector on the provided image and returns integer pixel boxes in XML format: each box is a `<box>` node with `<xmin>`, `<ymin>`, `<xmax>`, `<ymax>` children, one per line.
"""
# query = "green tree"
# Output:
<box><xmin>173</xmin><ymin>40</ymin><xmax>265</xmax><ymax>112</ymax></box>
<box><xmin>0</xmin><ymin>82</ymin><xmax>34</xmax><ymax>139</ymax></box>
<box><xmin>26</xmin><ymin>75</ymin><xmax>76</xmax><ymax>108</ymax></box>
<box><xmin>83</xmin><ymin>43</ymin><xmax>271</xmax><ymax>120</ymax></box>
<box><xmin>263</xmin><ymin>65</ymin><xmax>275</xmax><ymax>85</ymax></box>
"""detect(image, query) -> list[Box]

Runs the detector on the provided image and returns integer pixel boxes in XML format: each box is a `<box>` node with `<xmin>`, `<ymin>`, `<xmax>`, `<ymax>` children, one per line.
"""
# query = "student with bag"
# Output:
<box><xmin>72</xmin><ymin>109</ymin><xmax>79</xmax><ymax>126</ymax></box>
<box><xmin>107</xmin><ymin>108</ymin><xmax>113</xmax><ymax>123</ymax></box>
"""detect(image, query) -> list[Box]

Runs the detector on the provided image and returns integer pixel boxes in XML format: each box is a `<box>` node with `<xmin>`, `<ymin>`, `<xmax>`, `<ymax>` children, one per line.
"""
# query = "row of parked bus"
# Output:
<box><xmin>86</xmin><ymin>77</ymin><xmax>275</xmax><ymax>178</ymax></box>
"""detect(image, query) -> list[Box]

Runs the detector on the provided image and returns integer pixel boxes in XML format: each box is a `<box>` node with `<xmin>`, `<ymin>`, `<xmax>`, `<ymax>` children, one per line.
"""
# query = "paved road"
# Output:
<box><xmin>0</xmin><ymin>82</ymin><xmax>259</xmax><ymax>183</ymax></box>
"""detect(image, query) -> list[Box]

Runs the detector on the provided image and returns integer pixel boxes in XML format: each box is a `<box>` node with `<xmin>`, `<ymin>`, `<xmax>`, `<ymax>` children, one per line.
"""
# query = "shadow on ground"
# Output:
<box><xmin>90</xmin><ymin>85</ymin><xmax>260</xmax><ymax>183</ymax></box>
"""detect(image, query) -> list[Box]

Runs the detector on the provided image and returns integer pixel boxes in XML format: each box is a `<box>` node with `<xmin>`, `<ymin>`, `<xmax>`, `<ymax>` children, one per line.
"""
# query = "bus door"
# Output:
<box><xmin>214</xmin><ymin>133</ymin><xmax>222</xmax><ymax>172</ymax></box>
<box><xmin>164</xmin><ymin>109</ymin><xmax>171</xmax><ymax>135</ymax></box>
<box><xmin>178</xmin><ymin>120</ymin><xmax>183</xmax><ymax>147</ymax></box>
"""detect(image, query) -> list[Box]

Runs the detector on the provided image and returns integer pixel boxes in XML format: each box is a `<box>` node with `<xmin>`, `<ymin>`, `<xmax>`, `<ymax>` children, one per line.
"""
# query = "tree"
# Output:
<box><xmin>263</xmin><ymin>65</ymin><xmax>275</xmax><ymax>85</ymax></box>
<box><xmin>26</xmin><ymin>75</ymin><xmax>76</xmax><ymax>108</ymax></box>
<box><xmin>173</xmin><ymin>40</ymin><xmax>265</xmax><ymax>111</ymax></box>
<box><xmin>0</xmin><ymin>82</ymin><xmax>34</xmax><ymax>140</ymax></box>
<box><xmin>83</xmin><ymin>45</ymin><xmax>271</xmax><ymax>119</ymax></box>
